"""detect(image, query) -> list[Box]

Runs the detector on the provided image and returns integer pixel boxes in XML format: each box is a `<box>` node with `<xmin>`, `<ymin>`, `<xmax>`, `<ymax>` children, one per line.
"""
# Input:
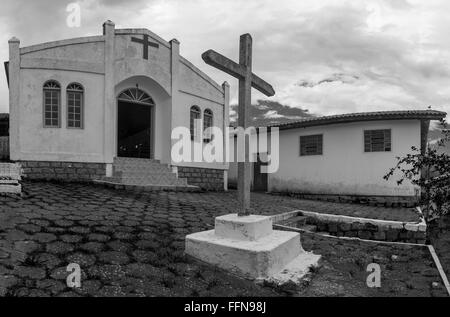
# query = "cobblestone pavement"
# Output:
<box><xmin>0</xmin><ymin>182</ymin><xmax>439</xmax><ymax>297</ymax></box>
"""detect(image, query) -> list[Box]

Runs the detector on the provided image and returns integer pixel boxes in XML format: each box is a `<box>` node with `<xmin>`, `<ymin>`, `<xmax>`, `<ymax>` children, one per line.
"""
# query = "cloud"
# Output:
<box><xmin>0</xmin><ymin>0</ymin><xmax>449</xmax><ymax>120</ymax></box>
<box><xmin>297</xmin><ymin>73</ymin><xmax>360</xmax><ymax>88</ymax></box>
<box><xmin>230</xmin><ymin>100</ymin><xmax>313</xmax><ymax>127</ymax></box>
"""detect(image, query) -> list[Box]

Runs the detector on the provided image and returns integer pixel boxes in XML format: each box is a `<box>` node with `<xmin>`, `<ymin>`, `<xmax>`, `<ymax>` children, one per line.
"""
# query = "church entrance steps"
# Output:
<box><xmin>93</xmin><ymin>157</ymin><xmax>197</xmax><ymax>191</ymax></box>
<box><xmin>113</xmin><ymin>157</ymin><xmax>165</xmax><ymax>165</ymax></box>
<box><xmin>92</xmin><ymin>179</ymin><xmax>200</xmax><ymax>192</ymax></box>
<box><xmin>114</xmin><ymin>166</ymin><xmax>174</xmax><ymax>174</ymax></box>
<box><xmin>102</xmin><ymin>175</ymin><xmax>188</xmax><ymax>186</ymax></box>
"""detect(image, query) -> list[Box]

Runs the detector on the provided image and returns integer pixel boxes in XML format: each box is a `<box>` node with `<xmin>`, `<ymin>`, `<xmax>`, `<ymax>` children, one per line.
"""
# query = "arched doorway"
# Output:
<box><xmin>117</xmin><ymin>87</ymin><xmax>154</xmax><ymax>159</ymax></box>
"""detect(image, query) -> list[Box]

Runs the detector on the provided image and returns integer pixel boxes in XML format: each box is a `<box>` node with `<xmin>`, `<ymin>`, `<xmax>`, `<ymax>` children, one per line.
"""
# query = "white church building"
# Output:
<box><xmin>5</xmin><ymin>21</ymin><xmax>229</xmax><ymax>190</ymax></box>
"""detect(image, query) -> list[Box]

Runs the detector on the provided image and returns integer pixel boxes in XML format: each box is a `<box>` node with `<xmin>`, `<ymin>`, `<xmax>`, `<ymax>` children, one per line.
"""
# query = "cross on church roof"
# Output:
<box><xmin>131</xmin><ymin>34</ymin><xmax>159</xmax><ymax>60</ymax></box>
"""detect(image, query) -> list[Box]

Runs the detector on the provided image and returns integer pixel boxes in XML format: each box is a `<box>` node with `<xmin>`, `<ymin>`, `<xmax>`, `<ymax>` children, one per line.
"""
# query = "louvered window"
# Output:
<box><xmin>300</xmin><ymin>134</ymin><xmax>323</xmax><ymax>156</ymax></box>
<box><xmin>364</xmin><ymin>129</ymin><xmax>391</xmax><ymax>152</ymax></box>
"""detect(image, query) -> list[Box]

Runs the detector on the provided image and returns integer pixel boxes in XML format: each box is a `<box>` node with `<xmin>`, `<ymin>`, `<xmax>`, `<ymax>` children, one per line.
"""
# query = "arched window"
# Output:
<box><xmin>67</xmin><ymin>83</ymin><xmax>84</xmax><ymax>128</ymax></box>
<box><xmin>118</xmin><ymin>88</ymin><xmax>154</xmax><ymax>106</ymax></box>
<box><xmin>190</xmin><ymin>105</ymin><xmax>201</xmax><ymax>140</ymax></box>
<box><xmin>43</xmin><ymin>80</ymin><xmax>61</xmax><ymax>127</ymax></box>
<box><xmin>203</xmin><ymin>109</ymin><xmax>213</xmax><ymax>142</ymax></box>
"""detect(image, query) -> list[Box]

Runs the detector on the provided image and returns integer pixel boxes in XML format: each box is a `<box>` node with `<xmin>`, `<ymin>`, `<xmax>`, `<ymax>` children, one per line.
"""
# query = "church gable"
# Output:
<box><xmin>113</xmin><ymin>29</ymin><xmax>172</xmax><ymax>94</ymax></box>
<box><xmin>179</xmin><ymin>57</ymin><xmax>224</xmax><ymax>104</ymax></box>
<box><xmin>19</xmin><ymin>37</ymin><xmax>106</xmax><ymax>75</ymax></box>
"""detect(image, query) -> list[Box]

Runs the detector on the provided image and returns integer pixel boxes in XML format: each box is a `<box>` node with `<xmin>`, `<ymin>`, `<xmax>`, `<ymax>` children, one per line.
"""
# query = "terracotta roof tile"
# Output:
<box><xmin>250</xmin><ymin>110</ymin><xmax>447</xmax><ymax>130</ymax></box>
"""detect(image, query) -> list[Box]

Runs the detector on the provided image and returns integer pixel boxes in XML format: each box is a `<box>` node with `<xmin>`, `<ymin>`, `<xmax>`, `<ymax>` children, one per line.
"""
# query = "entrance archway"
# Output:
<box><xmin>117</xmin><ymin>87</ymin><xmax>155</xmax><ymax>159</ymax></box>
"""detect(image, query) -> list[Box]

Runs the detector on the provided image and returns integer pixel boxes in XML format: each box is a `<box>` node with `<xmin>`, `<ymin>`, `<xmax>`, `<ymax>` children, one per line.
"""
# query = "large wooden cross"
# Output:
<box><xmin>202</xmin><ymin>34</ymin><xmax>275</xmax><ymax>216</ymax></box>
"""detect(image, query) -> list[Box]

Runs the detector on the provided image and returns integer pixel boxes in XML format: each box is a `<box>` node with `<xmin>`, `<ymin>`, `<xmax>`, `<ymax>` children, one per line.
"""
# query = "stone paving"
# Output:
<box><xmin>0</xmin><ymin>182</ymin><xmax>281</xmax><ymax>297</ymax></box>
<box><xmin>0</xmin><ymin>182</ymin><xmax>441</xmax><ymax>297</ymax></box>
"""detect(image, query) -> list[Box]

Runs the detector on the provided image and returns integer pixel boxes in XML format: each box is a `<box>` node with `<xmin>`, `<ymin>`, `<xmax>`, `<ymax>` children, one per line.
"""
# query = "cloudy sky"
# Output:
<box><xmin>0</xmin><ymin>0</ymin><xmax>450</xmax><ymax>121</ymax></box>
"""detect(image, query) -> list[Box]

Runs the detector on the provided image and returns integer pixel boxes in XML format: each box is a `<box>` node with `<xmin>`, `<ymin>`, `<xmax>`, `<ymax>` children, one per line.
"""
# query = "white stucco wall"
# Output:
<box><xmin>114</xmin><ymin>33</ymin><xmax>172</xmax><ymax>95</ymax></box>
<box><xmin>170</xmin><ymin>58</ymin><xmax>228</xmax><ymax>171</ymax></box>
<box><xmin>16</xmin><ymin>68</ymin><xmax>105</xmax><ymax>162</ymax></box>
<box><xmin>22</xmin><ymin>43</ymin><xmax>104</xmax><ymax>66</ymax></box>
<box><xmin>269</xmin><ymin>120</ymin><xmax>421</xmax><ymax>196</ymax></box>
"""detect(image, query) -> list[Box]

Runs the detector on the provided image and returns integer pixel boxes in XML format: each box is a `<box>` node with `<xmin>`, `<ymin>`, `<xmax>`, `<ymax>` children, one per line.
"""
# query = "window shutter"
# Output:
<box><xmin>364</xmin><ymin>129</ymin><xmax>391</xmax><ymax>152</ymax></box>
<box><xmin>300</xmin><ymin>134</ymin><xmax>323</xmax><ymax>156</ymax></box>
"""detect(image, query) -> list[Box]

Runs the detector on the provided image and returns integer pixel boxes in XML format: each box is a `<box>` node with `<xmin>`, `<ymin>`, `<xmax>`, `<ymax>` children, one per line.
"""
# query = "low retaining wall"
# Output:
<box><xmin>177</xmin><ymin>166</ymin><xmax>224</xmax><ymax>191</ymax></box>
<box><xmin>271</xmin><ymin>192</ymin><xmax>418</xmax><ymax>208</ymax></box>
<box><xmin>19</xmin><ymin>161</ymin><xmax>106</xmax><ymax>182</ymax></box>
<box><xmin>273</xmin><ymin>210</ymin><xmax>427</xmax><ymax>244</ymax></box>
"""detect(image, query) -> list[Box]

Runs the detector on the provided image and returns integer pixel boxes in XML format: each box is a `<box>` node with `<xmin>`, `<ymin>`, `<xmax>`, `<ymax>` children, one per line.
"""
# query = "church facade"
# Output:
<box><xmin>6</xmin><ymin>21</ymin><xmax>229</xmax><ymax>190</ymax></box>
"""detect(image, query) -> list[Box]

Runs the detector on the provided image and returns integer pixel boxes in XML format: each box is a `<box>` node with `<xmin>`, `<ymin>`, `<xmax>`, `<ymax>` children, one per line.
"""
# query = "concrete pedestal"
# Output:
<box><xmin>185</xmin><ymin>214</ymin><xmax>321</xmax><ymax>283</ymax></box>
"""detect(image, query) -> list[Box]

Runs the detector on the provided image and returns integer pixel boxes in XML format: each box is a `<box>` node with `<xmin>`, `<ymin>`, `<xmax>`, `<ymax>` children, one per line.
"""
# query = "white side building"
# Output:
<box><xmin>228</xmin><ymin>110</ymin><xmax>446</xmax><ymax>205</ymax></box>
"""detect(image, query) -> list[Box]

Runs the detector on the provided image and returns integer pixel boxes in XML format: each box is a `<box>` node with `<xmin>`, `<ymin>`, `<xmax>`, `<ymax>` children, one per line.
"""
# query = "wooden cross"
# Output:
<box><xmin>131</xmin><ymin>34</ymin><xmax>159</xmax><ymax>60</ymax></box>
<box><xmin>202</xmin><ymin>34</ymin><xmax>275</xmax><ymax>216</ymax></box>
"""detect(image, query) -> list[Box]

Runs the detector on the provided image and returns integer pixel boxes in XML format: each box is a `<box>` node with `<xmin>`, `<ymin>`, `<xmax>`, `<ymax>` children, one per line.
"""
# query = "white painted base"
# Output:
<box><xmin>185</xmin><ymin>213</ymin><xmax>321</xmax><ymax>282</ymax></box>
<box><xmin>0</xmin><ymin>184</ymin><xmax>22</xmax><ymax>194</ymax></box>
<box><xmin>266</xmin><ymin>252</ymin><xmax>321</xmax><ymax>285</ymax></box>
<box><xmin>215</xmin><ymin>214</ymin><xmax>272</xmax><ymax>241</ymax></box>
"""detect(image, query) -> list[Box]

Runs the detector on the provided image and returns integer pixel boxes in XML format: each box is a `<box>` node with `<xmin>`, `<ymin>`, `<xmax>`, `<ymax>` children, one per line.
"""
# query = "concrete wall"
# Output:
<box><xmin>274</xmin><ymin>211</ymin><xmax>427</xmax><ymax>244</ymax></box>
<box><xmin>9</xmin><ymin>35</ymin><xmax>106</xmax><ymax>163</ymax></box>
<box><xmin>17</xmin><ymin>68</ymin><xmax>105</xmax><ymax>162</ymax></box>
<box><xmin>171</xmin><ymin>59</ymin><xmax>229</xmax><ymax>171</ymax></box>
<box><xmin>228</xmin><ymin>120</ymin><xmax>421</xmax><ymax>197</ymax></box>
<box><xmin>114</xmin><ymin>32</ymin><xmax>172</xmax><ymax>95</ymax></box>
<box><xmin>177</xmin><ymin>166</ymin><xmax>224</xmax><ymax>191</ymax></box>
<box><xmin>270</xmin><ymin>120</ymin><xmax>421</xmax><ymax>197</ymax></box>
<box><xmin>21</xmin><ymin>161</ymin><xmax>106</xmax><ymax>182</ymax></box>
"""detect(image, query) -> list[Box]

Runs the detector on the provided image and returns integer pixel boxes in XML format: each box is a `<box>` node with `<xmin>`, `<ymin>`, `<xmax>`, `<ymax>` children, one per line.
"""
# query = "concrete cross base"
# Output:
<box><xmin>185</xmin><ymin>214</ymin><xmax>321</xmax><ymax>282</ymax></box>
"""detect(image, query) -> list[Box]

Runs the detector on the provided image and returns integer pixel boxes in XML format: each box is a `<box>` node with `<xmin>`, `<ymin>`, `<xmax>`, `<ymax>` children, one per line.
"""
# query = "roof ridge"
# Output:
<box><xmin>253</xmin><ymin>109</ymin><xmax>447</xmax><ymax>129</ymax></box>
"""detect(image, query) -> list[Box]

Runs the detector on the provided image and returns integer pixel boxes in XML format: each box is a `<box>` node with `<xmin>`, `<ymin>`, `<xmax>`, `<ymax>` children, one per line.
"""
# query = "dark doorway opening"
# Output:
<box><xmin>117</xmin><ymin>100</ymin><xmax>152</xmax><ymax>159</ymax></box>
<box><xmin>252</xmin><ymin>154</ymin><xmax>268</xmax><ymax>192</ymax></box>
